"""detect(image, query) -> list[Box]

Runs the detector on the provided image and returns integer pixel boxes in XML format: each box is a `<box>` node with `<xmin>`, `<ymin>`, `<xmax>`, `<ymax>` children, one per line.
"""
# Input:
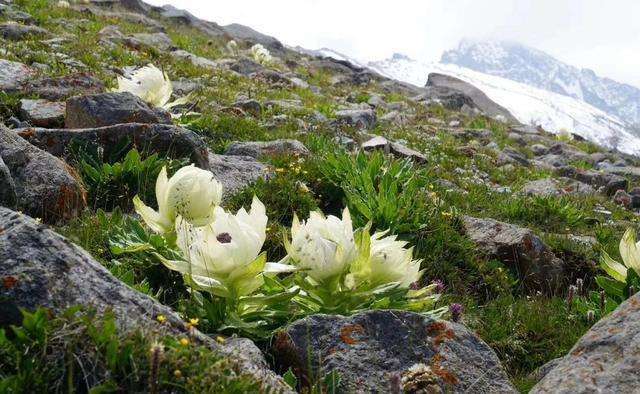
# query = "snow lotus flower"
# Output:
<box><xmin>168</xmin><ymin>197</ymin><xmax>294</xmax><ymax>297</ymax></box>
<box><xmin>115</xmin><ymin>64</ymin><xmax>188</xmax><ymax>110</ymax></box>
<box><xmin>250</xmin><ymin>44</ymin><xmax>272</xmax><ymax>65</ymax></box>
<box><xmin>56</xmin><ymin>0</ymin><xmax>70</xmax><ymax>8</ymax></box>
<box><xmin>226</xmin><ymin>40</ymin><xmax>239</xmax><ymax>56</ymax></box>
<box><xmin>284</xmin><ymin>208</ymin><xmax>357</xmax><ymax>282</ymax></box>
<box><xmin>601</xmin><ymin>228</ymin><xmax>640</xmax><ymax>282</ymax></box>
<box><xmin>133</xmin><ymin>165</ymin><xmax>222</xmax><ymax>234</ymax></box>
<box><xmin>364</xmin><ymin>231</ymin><xmax>423</xmax><ymax>288</ymax></box>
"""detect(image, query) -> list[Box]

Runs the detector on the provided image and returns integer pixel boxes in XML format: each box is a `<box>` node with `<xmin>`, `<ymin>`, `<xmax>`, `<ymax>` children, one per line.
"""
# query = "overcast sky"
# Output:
<box><xmin>145</xmin><ymin>0</ymin><xmax>640</xmax><ymax>87</ymax></box>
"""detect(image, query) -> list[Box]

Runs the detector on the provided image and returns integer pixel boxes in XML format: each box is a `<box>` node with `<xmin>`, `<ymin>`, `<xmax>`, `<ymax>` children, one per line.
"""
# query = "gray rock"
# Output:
<box><xmin>273</xmin><ymin>310</ymin><xmax>516</xmax><ymax>393</ymax></box>
<box><xmin>556</xmin><ymin>166</ymin><xmax>628</xmax><ymax>195</ymax></box>
<box><xmin>528</xmin><ymin>357</ymin><xmax>563</xmax><ymax>384</ymax></box>
<box><xmin>0</xmin><ymin>59</ymin><xmax>36</xmax><ymax>91</ymax></box>
<box><xmin>367</xmin><ymin>94</ymin><xmax>386</xmax><ymax>108</ymax></box>
<box><xmin>207</xmin><ymin>152</ymin><xmax>270</xmax><ymax>197</ymax></box>
<box><xmin>65</xmin><ymin>92</ymin><xmax>172</xmax><ymax>128</ymax></box>
<box><xmin>170</xmin><ymin>49</ymin><xmax>220</xmax><ymax>69</ymax></box>
<box><xmin>497</xmin><ymin>148</ymin><xmax>530</xmax><ymax>166</ymax></box>
<box><xmin>602</xmin><ymin>165</ymin><xmax>640</xmax><ymax>183</ymax></box>
<box><xmin>19</xmin><ymin>98</ymin><xmax>65</xmax><ymax>128</ymax></box>
<box><xmin>127</xmin><ymin>31</ymin><xmax>174</xmax><ymax>50</ymax></box>
<box><xmin>521</xmin><ymin>178</ymin><xmax>563</xmax><ymax>197</ymax></box>
<box><xmin>0</xmin><ymin>126</ymin><xmax>86</xmax><ymax>223</ymax></box>
<box><xmin>362</xmin><ymin>135</ymin><xmax>427</xmax><ymax>163</ymax></box>
<box><xmin>230</xmin><ymin>58</ymin><xmax>265</xmax><ymax>75</ymax></box>
<box><xmin>20</xmin><ymin>72</ymin><xmax>105</xmax><ymax>101</ymax></box>
<box><xmin>335</xmin><ymin>108</ymin><xmax>377</xmax><ymax>130</ymax></box>
<box><xmin>521</xmin><ymin>178</ymin><xmax>595</xmax><ymax>197</ymax></box>
<box><xmin>532</xmin><ymin>292</ymin><xmax>640</xmax><ymax>393</ymax></box>
<box><xmin>16</xmin><ymin>123</ymin><xmax>210</xmax><ymax>170</ymax></box>
<box><xmin>0</xmin><ymin>21</ymin><xmax>48</xmax><ymax>40</ymax></box>
<box><xmin>0</xmin><ymin>156</ymin><xmax>16</xmax><ymax>208</ymax></box>
<box><xmin>0</xmin><ymin>207</ymin><xmax>293</xmax><ymax>393</ymax></box>
<box><xmin>425</xmin><ymin>73</ymin><xmax>519</xmax><ymax>123</ymax></box>
<box><xmin>531</xmin><ymin>144</ymin><xmax>549</xmax><ymax>156</ymax></box>
<box><xmin>613</xmin><ymin>189</ymin><xmax>632</xmax><ymax>207</ymax></box>
<box><xmin>225</xmin><ymin>139</ymin><xmax>309</xmax><ymax>160</ymax></box>
<box><xmin>264</xmin><ymin>99</ymin><xmax>303</xmax><ymax>112</ymax></box>
<box><xmin>233</xmin><ymin>99</ymin><xmax>262</xmax><ymax>116</ymax></box>
<box><xmin>462</xmin><ymin>216</ymin><xmax>563</xmax><ymax>292</ymax></box>
<box><xmin>0</xmin><ymin>4</ymin><xmax>33</xmax><ymax>23</ymax></box>
<box><xmin>379</xmin><ymin>110</ymin><xmax>409</xmax><ymax>126</ymax></box>
<box><xmin>222</xmin><ymin>22</ymin><xmax>284</xmax><ymax>52</ymax></box>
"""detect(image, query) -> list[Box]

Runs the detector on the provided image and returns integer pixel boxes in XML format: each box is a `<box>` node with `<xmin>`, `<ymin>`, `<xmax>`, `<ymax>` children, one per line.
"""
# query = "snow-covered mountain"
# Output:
<box><xmin>367</xmin><ymin>54</ymin><xmax>640</xmax><ymax>155</ymax></box>
<box><xmin>441</xmin><ymin>40</ymin><xmax>640</xmax><ymax>128</ymax></box>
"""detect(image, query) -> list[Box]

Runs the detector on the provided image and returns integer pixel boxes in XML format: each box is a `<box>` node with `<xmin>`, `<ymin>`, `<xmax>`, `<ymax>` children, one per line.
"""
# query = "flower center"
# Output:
<box><xmin>216</xmin><ymin>232</ymin><xmax>232</xmax><ymax>243</ymax></box>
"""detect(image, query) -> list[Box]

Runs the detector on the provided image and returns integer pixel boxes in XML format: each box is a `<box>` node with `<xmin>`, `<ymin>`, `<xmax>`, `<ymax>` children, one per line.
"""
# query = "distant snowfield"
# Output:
<box><xmin>366</xmin><ymin>58</ymin><xmax>640</xmax><ymax>156</ymax></box>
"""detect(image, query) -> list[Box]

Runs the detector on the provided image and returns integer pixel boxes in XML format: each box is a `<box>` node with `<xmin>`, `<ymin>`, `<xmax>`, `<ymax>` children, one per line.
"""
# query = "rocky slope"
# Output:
<box><xmin>1</xmin><ymin>0</ymin><xmax>640</xmax><ymax>393</ymax></box>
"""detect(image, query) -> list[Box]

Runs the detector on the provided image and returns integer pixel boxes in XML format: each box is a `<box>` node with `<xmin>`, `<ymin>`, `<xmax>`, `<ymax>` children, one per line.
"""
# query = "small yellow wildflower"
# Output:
<box><xmin>174</xmin><ymin>369</ymin><xmax>183</xmax><ymax>378</ymax></box>
<box><xmin>216</xmin><ymin>336</ymin><xmax>226</xmax><ymax>344</ymax></box>
<box><xmin>189</xmin><ymin>318</ymin><xmax>199</xmax><ymax>326</ymax></box>
<box><xmin>156</xmin><ymin>315</ymin><xmax>166</xmax><ymax>323</ymax></box>
<box><xmin>275</xmin><ymin>168</ymin><xmax>285</xmax><ymax>173</ymax></box>
<box><xmin>179</xmin><ymin>338</ymin><xmax>190</xmax><ymax>346</ymax></box>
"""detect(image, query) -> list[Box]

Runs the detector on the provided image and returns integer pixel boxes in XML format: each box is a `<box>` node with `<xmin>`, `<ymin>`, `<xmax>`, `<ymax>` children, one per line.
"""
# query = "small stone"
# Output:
<box><xmin>0</xmin><ymin>22</ymin><xmax>48</xmax><ymax>40</ymax></box>
<box><xmin>335</xmin><ymin>108</ymin><xmax>377</xmax><ymax>130</ymax></box>
<box><xmin>233</xmin><ymin>99</ymin><xmax>262</xmax><ymax>117</ymax></box>
<box><xmin>613</xmin><ymin>189</ymin><xmax>632</xmax><ymax>207</ymax></box>
<box><xmin>0</xmin><ymin>59</ymin><xmax>36</xmax><ymax>91</ymax></box>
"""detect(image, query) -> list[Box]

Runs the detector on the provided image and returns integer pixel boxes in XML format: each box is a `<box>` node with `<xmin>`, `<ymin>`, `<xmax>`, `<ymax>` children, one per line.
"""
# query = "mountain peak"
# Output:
<box><xmin>441</xmin><ymin>39</ymin><xmax>640</xmax><ymax>127</ymax></box>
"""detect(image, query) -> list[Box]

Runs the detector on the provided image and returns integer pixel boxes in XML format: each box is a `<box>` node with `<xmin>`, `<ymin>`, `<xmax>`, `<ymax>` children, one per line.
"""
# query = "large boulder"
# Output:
<box><xmin>425</xmin><ymin>73</ymin><xmax>519</xmax><ymax>123</ymax></box>
<box><xmin>461</xmin><ymin>216</ymin><xmax>563</xmax><ymax>292</ymax></box>
<box><xmin>0</xmin><ymin>156</ymin><xmax>17</xmax><ymax>208</ymax></box>
<box><xmin>0</xmin><ymin>126</ymin><xmax>86</xmax><ymax>223</ymax></box>
<box><xmin>19</xmin><ymin>72</ymin><xmax>105</xmax><ymax>101</ymax></box>
<box><xmin>0</xmin><ymin>207</ymin><xmax>293</xmax><ymax>393</ymax></box>
<box><xmin>532</xmin><ymin>292</ymin><xmax>640</xmax><ymax>393</ymax></box>
<box><xmin>65</xmin><ymin>92</ymin><xmax>171</xmax><ymax>128</ymax></box>
<box><xmin>556</xmin><ymin>166</ymin><xmax>628</xmax><ymax>195</ymax></box>
<box><xmin>225</xmin><ymin>139</ymin><xmax>310</xmax><ymax>160</ymax></box>
<box><xmin>273</xmin><ymin>310</ymin><xmax>516</xmax><ymax>393</ymax></box>
<box><xmin>16</xmin><ymin>123</ymin><xmax>211</xmax><ymax>169</ymax></box>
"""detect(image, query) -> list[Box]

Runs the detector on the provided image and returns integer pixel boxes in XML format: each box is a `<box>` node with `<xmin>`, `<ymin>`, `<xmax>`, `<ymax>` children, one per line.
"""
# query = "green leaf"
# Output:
<box><xmin>283</xmin><ymin>368</ymin><xmax>298</xmax><ymax>389</ymax></box>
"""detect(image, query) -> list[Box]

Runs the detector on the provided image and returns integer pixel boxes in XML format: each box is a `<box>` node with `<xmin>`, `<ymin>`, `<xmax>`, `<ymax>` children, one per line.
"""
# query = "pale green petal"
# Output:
<box><xmin>601</xmin><ymin>251</ymin><xmax>628</xmax><ymax>282</ymax></box>
<box><xmin>620</xmin><ymin>228</ymin><xmax>640</xmax><ymax>274</ymax></box>
<box><xmin>133</xmin><ymin>195</ymin><xmax>172</xmax><ymax>234</ymax></box>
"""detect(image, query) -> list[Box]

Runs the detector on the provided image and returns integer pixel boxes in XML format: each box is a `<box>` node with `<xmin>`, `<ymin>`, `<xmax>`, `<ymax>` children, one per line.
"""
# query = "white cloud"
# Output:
<box><xmin>145</xmin><ymin>0</ymin><xmax>640</xmax><ymax>87</ymax></box>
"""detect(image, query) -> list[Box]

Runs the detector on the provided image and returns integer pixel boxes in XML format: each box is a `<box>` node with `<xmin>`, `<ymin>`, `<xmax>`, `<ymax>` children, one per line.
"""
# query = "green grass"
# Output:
<box><xmin>0</xmin><ymin>308</ymin><xmax>264</xmax><ymax>393</ymax></box>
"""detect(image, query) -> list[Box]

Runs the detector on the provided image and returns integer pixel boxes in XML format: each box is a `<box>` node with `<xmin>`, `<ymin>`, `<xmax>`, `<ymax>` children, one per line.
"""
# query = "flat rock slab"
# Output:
<box><xmin>362</xmin><ymin>135</ymin><xmax>427</xmax><ymax>163</ymax></box>
<box><xmin>273</xmin><ymin>310</ymin><xmax>516</xmax><ymax>393</ymax></box>
<box><xmin>0</xmin><ymin>207</ymin><xmax>292</xmax><ymax>393</ymax></box>
<box><xmin>0</xmin><ymin>126</ymin><xmax>86</xmax><ymax>223</ymax></box>
<box><xmin>20</xmin><ymin>72</ymin><xmax>105</xmax><ymax>101</ymax></box>
<box><xmin>225</xmin><ymin>139</ymin><xmax>310</xmax><ymax>160</ymax></box>
<box><xmin>16</xmin><ymin>123</ymin><xmax>210</xmax><ymax>169</ymax></box>
<box><xmin>207</xmin><ymin>152</ymin><xmax>271</xmax><ymax>198</ymax></box>
<box><xmin>19</xmin><ymin>98</ymin><xmax>65</xmax><ymax>128</ymax></box>
<box><xmin>532</xmin><ymin>293</ymin><xmax>640</xmax><ymax>393</ymax></box>
<box><xmin>65</xmin><ymin>92</ymin><xmax>171</xmax><ymax>128</ymax></box>
<box><xmin>0</xmin><ymin>59</ymin><xmax>36</xmax><ymax>91</ymax></box>
<box><xmin>462</xmin><ymin>216</ymin><xmax>563</xmax><ymax>292</ymax></box>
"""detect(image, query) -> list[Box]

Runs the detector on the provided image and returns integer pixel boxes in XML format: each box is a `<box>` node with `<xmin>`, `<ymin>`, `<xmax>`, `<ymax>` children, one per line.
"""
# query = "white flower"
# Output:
<box><xmin>556</xmin><ymin>128</ymin><xmax>574</xmax><ymax>141</ymax></box>
<box><xmin>226</xmin><ymin>40</ymin><xmax>239</xmax><ymax>56</ymax></box>
<box><xmin>250</xmin><ymin>44</ymin><xmax>272</xmax><ymax>65</ymax></box>
<box><xmin>169</xmin><ymin>197</ymin><xmax>294</xmax><ymax>297</ymax></box>
<box><xmin>366</xmin><ymin>231</ymin><xmax>423</xmax><ymax>288</ymax></box>
<box><xmin>56</xmin><ymin>0</ymin><xmax>70</xmax><ymax>8</ymax></box>
<box><xmin>115</xmin><ymin>64</ymin><xmax>190</xmax><ymax>110</ymax></box>
<box><xmin>602</xmin><ymin>228</ymin><xmax>640</xmax><ymax>282</ymax></box>
<box><xmin>285</xmin><ymin>208</ymin><xmax>357</xmax><ymax>282</ymax></box>
<box><xmin>133</xmin><ymin>165</ymin><xmax>222</xmax><ymax>233</ymax></box>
